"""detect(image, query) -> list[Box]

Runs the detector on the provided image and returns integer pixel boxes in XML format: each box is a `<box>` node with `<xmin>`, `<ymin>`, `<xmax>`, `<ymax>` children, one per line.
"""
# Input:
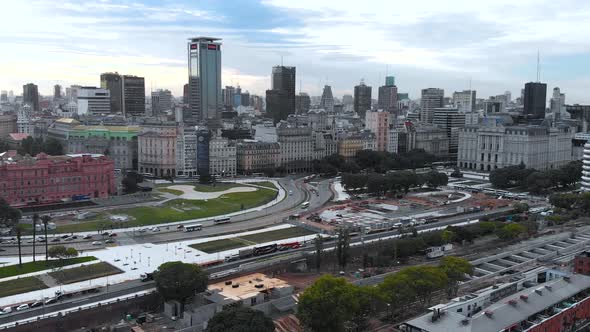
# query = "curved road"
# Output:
<box><xmin>0</xmin><ymin>177</ymin><xmax>334</xmax><ymax>256</ymax></box>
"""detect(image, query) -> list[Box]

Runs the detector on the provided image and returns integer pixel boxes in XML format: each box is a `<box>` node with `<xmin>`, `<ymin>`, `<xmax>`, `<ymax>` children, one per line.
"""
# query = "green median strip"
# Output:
<box><xmin>48</xmin><ymin>262</ymin><xmax>122</xmax><ymax>285</ymax></box>
<box><xmin>0</xmin><ymin>257</ymin><xmax>97</xmax><ymax>279</ymax></box>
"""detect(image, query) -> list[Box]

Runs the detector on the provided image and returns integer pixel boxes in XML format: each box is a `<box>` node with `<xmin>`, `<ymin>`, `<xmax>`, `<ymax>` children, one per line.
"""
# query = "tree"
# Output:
<box><xmin>15</xmin><ymin>224</ymin><xmax>24</xmax><ymax>267</ymax></box>
<box><xmin>513</xmin><ymin>202</ymin><xmax>530</xmax><ymax>214</ymax></box>
<box><xmin>48</xmin><ymin>245</ymin><xmax>68</xmax><ymax>259</ymax></box>
<box><xmin>496</xmin><ymin>223</ymin><xmax>526</xmax><ymax>240</ymax></box>
<box><xmin>153</xmin><ymin>261</ymin><xmax>208</xmax><ymax>304</ymax></box>
<box><xmin>549</xmin><ymin>193</ymin><xmax>579</xmax><ymax>211</ymax></box>
<box><xmin>32</xmin><ymin>213</ymin><xmax>39</xmax><ymax>262</ymax></box>
<box><xmin>379</xmin><ymin>266</ymin><xmax>447</xmax><ymax>309</ymax></box>
<box><xmin>0</xmin><ymin>198</ymin><xmax>21</xmax><ymax>227</ymax></box>
<box><xmin>297</xmin><ymin>275</ymin><xmax>367</xmax><ymax>332</ymax></box>
<box><xmin>206</xmin><ymin>305</ymin><xmax>275</xmax><ymax>332</ymax></box>
<box><xmin>122</xmin><ymin>171</ymin><xmax>144</xmax><ymax>194</ymax></box>
<box><xmin>335</xmin><ymin>228</ymin><xmax>350</xmax><ymax>270</ymax></box>
<box><xmin>450</xmin><ymin>168</ymin><xmax>463</xmax><ymax>178</ymax></box>
<box><xmin>441</xmin><ymin>229</ymin><xmax>455</xmax><ymax>244</ymax></box>
<box><xmin>439</xmin><ymin>256</ymin><xmax>473</xmax><ymax>297</ymax></box>
<box><xmin>314</xmin><ymin>235</ymin><xmax>323</xmax><ymax>272</ymax></box>
<box><xmin>41</xmin><ymin>215</ymin><xmax>51</xmax><ymax>261</ymax></box>
<box><xmin>43</xmin><ymin>138</ymin><xmax>63</xmax><ymax>155</ymax></box>
<box><xmin>423</xmin><ymin>171</ymin><xmax>448</xmax><ymax>189</ymax></box>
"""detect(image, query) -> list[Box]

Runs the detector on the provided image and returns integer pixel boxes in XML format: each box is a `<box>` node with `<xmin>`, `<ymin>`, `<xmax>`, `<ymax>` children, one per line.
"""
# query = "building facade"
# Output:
<box><xmin>420</xmin><ymin>88</ymin><xmax>444</xmax><ymax>123</ymax></box>
<box><xmin>524</xmin><ymin>82</ymin><xmax>547</xmax><ymax>119</ymax></box>
<box><xmin>22</xmin><ymin>83</ymin><xmax>39</xmax><ymax>112</ymax></box>
<box><xmin>151</xmin><ymin>89</ymin><xmax>173</xmax><ymax>116</ymax></box>
<box><xmin>365</xmin><ymin>109</ymin><xmax>391</xmax><ymax>152</ymax></box>
<box><xmin>0</xmin><ymin>153</ymin><xmax>116</xmax><ymax>206</ymax></box>
<box><xmin>582</xmin><ymin>143</ymin><xmax>590</xmax><ymax>192</ymax></box>
<box><xmin>452</xmin><ymin>90</ymin><xmax>476</xmax><ymax>113</ymax></box>
<box><xmin>138</xmin><ymin>121</ymin><xmax>178</xmax><ymax>177</ymax></box>
<box><xmin>296</xmin><ymin>93</ymin><xmax>311</xmax><ymax>114</ymax></box>
<box><xmin>354</xmin><ymin>81</ymin><xmax>372</xmax><ymax>118</ymax></box>
<box><xmin>208</xmin><ymin>136</ymin><xmax>236</xmax><ymax>177</ymax></box>
<box><xmin>0</xmin><ymin>113</ymin><xmax>16</xmax><ymax>138</ymax></box>
<box><xmin>188</xmin><ymin>37</ymin><xmax>222</xmax><ymax>122</ymax></box>
<box><xmin>121</xmin><ymin>75</ymin><xmax>145</xmax><ymax>117</ymax></box>
<box><xmin>66</xmin><ymin>125</ymin><xmax>139</xmax><ymax>170</ymax></box>
<box><xmin>378</xmin><ymin>76</ymin><xmax>398</xmax><ymax>113</ymax></box>
<box><xmin>320</xmin><ymin>85</ymin><xmax>334</xmax><ymax>113</ymax></box>
<box><xmin>277</xmin><ymin>124</ymin><xmax>314</xmax><ymax>172</ymax></box>
<box><xmin>457</xmin><ymin>124</ymin><xmax>574</xmax><ymax>172</ymax></box>
<box><xmin>266</xmin><ymin>66</ymin><xmax>296</xmax><ymax>124</ymax></box>
<box><xmin>236</xmin><ymin>140</ymin><xmax>280</xmax><ymax>174</ymax></box>
<box><xmin>100</xmin><ymin>72</ymin><xmax>123</xmax><ymax>114</ymax></box>
<box><xmin>433</xmin><ymin>108</ymin><xmax>466</xmax><ymax>160</ymax></box>
<box><xmin>77</xmin><ymin>87</ymin><xmax>111</xmax><ymax>115</ymax></box>
<box><xmin>175</xmin><ymin>126</ymin><xmax>197</xmax><ymax>178</ymax></box>
<box><xmin>16</xmin><ymin>104</ymin><xmax>33</xmax><ymax>135</ymax></box>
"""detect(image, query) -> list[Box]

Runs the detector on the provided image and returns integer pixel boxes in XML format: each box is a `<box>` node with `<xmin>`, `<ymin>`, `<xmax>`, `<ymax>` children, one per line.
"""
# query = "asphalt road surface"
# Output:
<box><xmin>0</xmin><ymin>177</ymin><xmax>333</xmax><ymax>255</ymax></box>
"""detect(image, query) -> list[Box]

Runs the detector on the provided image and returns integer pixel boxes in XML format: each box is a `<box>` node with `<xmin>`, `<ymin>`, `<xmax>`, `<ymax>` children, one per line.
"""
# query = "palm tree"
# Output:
<box><xmin>32</xmin><ymin>213</ymin><xmax>39</xmax><ymax>262</ymax></box>
<box><xmin>15</xmin><ymin>224</ymin><xmax>23</xmax><ymax>267</ymax></box>
<box><xmin>41</xmin><ymin>215</ymin><xmax>51</xmax><ymax>261</ymax></box>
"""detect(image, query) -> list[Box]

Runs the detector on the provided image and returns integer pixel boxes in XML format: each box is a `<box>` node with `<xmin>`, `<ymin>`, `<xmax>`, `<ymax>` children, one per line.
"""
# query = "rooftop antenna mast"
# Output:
<box><xmin>537</xmin><ymin>50</ymin><xmax>541</xmax><ymax>83</ymax></box>
<box><xmin>281</xmin><ymin>55</ymin><xmax>283</xmax><ymax>67</ymax></box>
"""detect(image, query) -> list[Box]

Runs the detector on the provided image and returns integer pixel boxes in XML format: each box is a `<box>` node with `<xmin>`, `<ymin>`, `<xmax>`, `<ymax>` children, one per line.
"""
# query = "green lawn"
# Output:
<box><xmin>158</xmin><ymin>188</ymin><xmax>184</xmax><ymax>196</ymax></box>
<box><xmin>0</xmin><ymin>257</ymin><xmax>97</xmax><ymax>279</ymax></box>
<box><xmin>250</xmin><ymin>181</ymin><xmax>277</xmax><ymax>190</ymax></box>
<box><xmin>55</xmin><ymin>187</ymin><xmax>277</xmax><ymax>233</ymax></box>
<box><xmin>190</xmin><ymin>227</ymin><xmax>316</xmax><ymax>254</ymax></box>
<box><xmin>49</xmin><ymin>262</ymin><xmax>122</xmax><ymax>284</ymax></box>
<box><xmin>240</xmin><ymin>227</ymin><xmax>316</xmax><ymax>243</ymax></box>
<box><xmin>0</xmin><ymin>276</ymin><xmax>47</xmax><ymax>297</ymax></box>
<box><xmin>190</xmin><ymin>238</ymin><xmax>253</xmax><ymax>253</ymax></box>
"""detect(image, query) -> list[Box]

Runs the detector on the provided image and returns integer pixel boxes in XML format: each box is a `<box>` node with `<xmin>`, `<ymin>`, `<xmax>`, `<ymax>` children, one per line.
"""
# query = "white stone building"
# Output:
<box><xmin>457</xmin><ymin>123</ymin><xmax>575</xmax><ymax>172</ymax></box>
<box><xmin>208</xmin><ymin>136</ymin><xmax>237</xmax><ymax>177</ymax></box>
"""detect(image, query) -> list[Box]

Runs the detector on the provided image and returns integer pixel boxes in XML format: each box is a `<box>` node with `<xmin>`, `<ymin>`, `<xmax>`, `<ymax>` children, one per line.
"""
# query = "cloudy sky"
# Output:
<box><xmin>2</xmin><ymin>0</ymin><xmax>590</xmax><ymax>103</ymax></box>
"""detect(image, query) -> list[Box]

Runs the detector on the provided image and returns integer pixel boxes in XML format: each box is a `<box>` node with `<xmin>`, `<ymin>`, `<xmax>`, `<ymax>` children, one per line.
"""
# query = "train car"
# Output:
<box><xmin>253</xmin><ymin>243</ymin><xmax>278</xmax><ymax>256</ymax></box>
<box><xmin>278</xmin><ymin>241</ymin><xmax>301</xmax><ymax>251</ymax></box>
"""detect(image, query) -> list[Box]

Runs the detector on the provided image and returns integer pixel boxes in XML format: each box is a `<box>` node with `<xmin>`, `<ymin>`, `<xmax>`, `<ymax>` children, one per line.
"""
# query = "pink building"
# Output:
<box><xmin>365</xmin><ymin>109</ymin><xmax>392</xmax><ymax>152</ymax></box>
<box><xmin>0</xmin><ymin>152</ymin><xmax>116</xmax><ymax>206</ymax></box>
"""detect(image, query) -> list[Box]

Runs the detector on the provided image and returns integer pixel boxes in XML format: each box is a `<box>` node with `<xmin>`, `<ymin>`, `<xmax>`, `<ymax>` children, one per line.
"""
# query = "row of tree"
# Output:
<box><xmin>489</xmin><ymin>161</ymin><xmax>581</xmax><ymax>194</ymax></box>
<box><xmin>297</xmin><ymin>256</ymin><xmax>473</xmax><ymax>331</ymax></box>
<box><xmin>342</xmin><ymin>170</ymin><xmax>448</xmax><ymax>194</ymax></box>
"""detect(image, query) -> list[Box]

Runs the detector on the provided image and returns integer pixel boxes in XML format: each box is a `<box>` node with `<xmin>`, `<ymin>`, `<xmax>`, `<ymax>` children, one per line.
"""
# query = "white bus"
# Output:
<box><xmin>301</xmin><ymin>201</ymin><xmax>310</xmax><ymax>209</ymax></box>
<box><xmin>184</xmin><ymin>224</ymin><xmax>203</xmax><ymax>232</ymax></box>
<box><xmin>214</xmin><ymin>217</ymin><xmax>231</xmax><ymax>224</ymax></box>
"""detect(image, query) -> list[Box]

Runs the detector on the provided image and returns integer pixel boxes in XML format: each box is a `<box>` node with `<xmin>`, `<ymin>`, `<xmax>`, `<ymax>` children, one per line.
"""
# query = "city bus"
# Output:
<box><xmin>184</xmin><ymin>224</ymin><xmax>203</xmax><ymax>232</ymax></box>
<box><xmin>301</xmin><ymin>201</ymin><xmax>310</xmax><ymax>209</ymax></box>
<box><xmin>214</xmin><ymin>217</ymin><xmax>231</xmax><ymax>224</ymax></box>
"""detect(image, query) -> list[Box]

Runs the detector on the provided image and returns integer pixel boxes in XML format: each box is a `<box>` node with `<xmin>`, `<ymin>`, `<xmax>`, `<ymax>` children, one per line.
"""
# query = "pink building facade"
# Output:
<box><xmin>0</xmin><ymin>152</ymin><xmax>116</xmax><ymax>206</ymax></box>
<box><xmin>365</xmin><ymin>109</ymin><xmax>392</xmax><ymax>152</ymax></box>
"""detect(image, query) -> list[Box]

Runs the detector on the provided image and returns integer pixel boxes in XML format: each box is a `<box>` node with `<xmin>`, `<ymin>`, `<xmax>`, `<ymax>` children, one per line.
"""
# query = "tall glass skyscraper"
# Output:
<box><xmin>188</xmin><ymin>37</ymin><xmax>222</xmax><ymax>123</ymax></box>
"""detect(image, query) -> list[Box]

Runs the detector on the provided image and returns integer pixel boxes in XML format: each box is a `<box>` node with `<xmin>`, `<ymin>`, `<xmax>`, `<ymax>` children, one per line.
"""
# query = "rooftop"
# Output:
<box><xmin>189</xmin><ymin>36</ymin><xmax>222</xmax><ymax>42</ymax></box>
<box><xmin>405</xmin><ymin>274</ymin><xmax>590</xmax><ymax>332</ymax></box>
<box><xmin>207</xmin><ymin>273</ymin><xmax>289</xmax><ymax>301</ymax></box>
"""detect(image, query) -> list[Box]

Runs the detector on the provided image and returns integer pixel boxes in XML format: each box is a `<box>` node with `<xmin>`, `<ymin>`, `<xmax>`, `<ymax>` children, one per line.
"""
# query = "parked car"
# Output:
<box><xmin>104</xmin><ymin>239</ymin><xmax>115</xmax><ymax>244</ymax></box>
<box><xmin>44</xmin><ymin>298</ymin><xmax>57</xmax><ymax>305</ymax></box>
<box><xmin>60</xmin><ymin>234</ymin><xmax>69</xmax><ymax>239</ymax></box>
<box><xmin>51</xmin><ymin>238</ymin><xmax>60</xmax><ymax>243</ymax></box>
<box><xmin>83</xmin><ymin>235</ymin><xmax>92</xmax><ymax>240</ymax></box>
<box><xmin>109</xmin><ymin>233</ymin><xmax>117</xmax><ymax>237</ymax></box>
<box><xmin>15</xmin><ymin>304</ymin><xmax>29</xmax><ymax>311</ymax></box>
<box><xmin>91</xmin><ymin>241</ymin><xmax>102</xmax><ymax>246</ymax></box>
<box><xmin>101</xmin><ymin>232</ymin><xmax>110</xmax><ymax>236</ymax></box>
<box><xmin>151</xmin><ymin>227</ymin><xmax>160</xmax><ymax>232</ymax></box>
<box><xmin>2</xmin><ymin>307</ymin><xmax>12</xmax><ymax>314</ymax></box>
<box><xmin>29</xmin><ymin>301</ymin><xmax>43</xmax><ymax>308</ymax></box>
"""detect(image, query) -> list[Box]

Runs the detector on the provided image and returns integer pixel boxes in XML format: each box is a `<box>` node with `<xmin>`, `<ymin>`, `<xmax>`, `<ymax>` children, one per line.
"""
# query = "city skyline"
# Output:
<box><xmin>2</xmin><ymin>0</ymin><xmax>590</xmax><ymax>102</ymax></box>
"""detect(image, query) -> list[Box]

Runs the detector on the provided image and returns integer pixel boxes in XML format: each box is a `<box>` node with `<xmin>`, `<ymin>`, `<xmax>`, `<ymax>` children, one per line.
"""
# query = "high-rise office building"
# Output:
<box><xmin>342</xmin><ymin>94</ymin><xmax>353</xmax><ymax>106</ymax></box>
<box><xmin>320</xmin><ymin>85</ymin><xmax>334</xmax><ymax>113</ymax></box>
<box><xmin>183</xmin><ymin>83</ymin><xmax>189</xmax><ymax>104</ymax></box>
<box><xmin>53</xmin><ymin>84</ymin><xmax>62</xmax><ymax>99</ymax></box>
<box><xmin>0</xmin><ymin>91</ymin><xmax>7</xmax><ymax>102</ymax></box>
<box><xmin>121</xmin><ymin>75</ymin><xmax>145</xmax><ymax>117</ymax></box>
<box><xmin>296</xmin><ymin>93</ymin><xmax>311</xmax><ymax>114</ymax></box>
<box><xmin>22</xmin><ymin>83</ymin><xmax>39</xmax><ymax>112</ymax></box>
<box><xmin>100</xmin><ymin>72</ymin><xmax>123</xmax><ymax>114</ymax></box>
<box><xmin>223</xmin><ymin>86</ymin><xmax>235</xmax><ymax>108</ymax></box>
<box><xmin>550</xmin><ymin>87</ymin><xmax>566</xmax><ymax>118</ymax></box>
<box><xmin>354</xmin><ymin>80</ymin><xmax>372</xmax><ymax>118</ymax></box>
<box><xmin>77</xmin><ymin>87</ymin><xmax>111</xmax><ymax>115</ymax></box>
<box><xmin>524</xmin><ymin>82</ymin><xmax>547</xmax><ymax>119</ymax></box>
<box><xmin>378</xmin><ymin>76</ymin><xmax>398</xmax><ymax>113</ymax></box>
<box><xmin>504</xmin><ymin>91</ymin><xmax>512</xmax><ymax>103</ymax></box>
<box><xmin>420</xmin><ymin>88</ymin><xmax>444</xmax><ymax>123</ymax></box>
<box><xmin>452</xmin><ymin>90</ymin><xmax>476</xmax><ymax>113</ymax></box>
<box><xmin>151</xmin><ymin>89</ymin><xmax>173</xmax><ymax>116</ymax></box>
<box><xmin>241</xmin><ymin>91</ymin><xmax>250</xmax><ymax>107</ymax></box>
<box><xmin>188</xmin><ymin>37</ymin><xmax>222</xmax><ymax>123</ymax></box>
<box><xmin>266</xmin><ymin>65</ymin><xmax>296</xmax><ymax>124</ymax></box>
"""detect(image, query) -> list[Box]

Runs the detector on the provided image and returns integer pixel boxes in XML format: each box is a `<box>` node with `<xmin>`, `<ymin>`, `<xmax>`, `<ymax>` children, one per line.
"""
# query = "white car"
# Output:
<box><xmin>91</xmin><ymin>241</ymin><xmax>102</xmax><ymax>246</ymax></box>
<box><xmin>15</xmin><ymin>304</ymin><xmax>29</xmax><ymax>311</ymax></box>
<box><xmin>2</xmin><ymin>307</ymin><xmax>12</xmax><ymax>314</ymax></box>
<box><xmin>151</xmin><ymin>227</ymin><xmax>160</xmax><ymax>232</ymax></box>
